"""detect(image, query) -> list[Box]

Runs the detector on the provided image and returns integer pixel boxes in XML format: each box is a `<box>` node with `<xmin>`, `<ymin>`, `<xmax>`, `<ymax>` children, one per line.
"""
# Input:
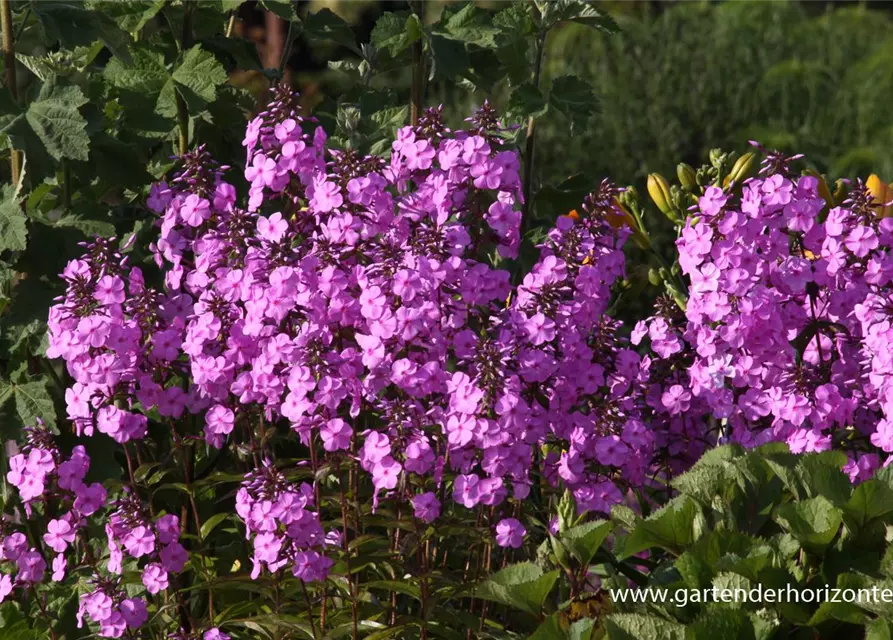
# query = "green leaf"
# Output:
<box><xmin>25</xmin><ymin>75</ymin><xmax>89</xmax><ymax>161</ymax></box>
<box><xmin>427</xmin><ymin>33</ymin><xmax>470</xmax><ymax>83</ymax></box>
<box><xmin>104</xmin><ymin>47</ymin><xmax>169</xmax><ymax>95</ymax></box>
<box><xmin>31</xmin><ymin>1</ymin><xmax>132</xmax><ymax>63</ymax></box>
<box><xmin>531</xmin><ymin>615</ymin><xmax>596</xmax><ymax>640</ymax></box>
<box><xmin>620</xmin><ymin>496</ymin><xmax>700</xmax><ymax>558</ymax></box>
<box><xmin>561</xmin><ymin>520</ymin><xmax>612</xmax><ymax>567</ymax></box>
<box><xmin>365</xmin><ymin>580</ymin><xmax>422</xmax><ymax>601</ymax></box>
<box><xmin>795</xmin><ymin>453</ymin><xmax>852</xmax><ymax>506</ymax></box>
<box><xmin>0</xmin><ymin>185</ymin><xmax>27</xmax><ymax>253</ymax></box>
<box><xmin>492</xmin><ymin>4</ymin><xmax>534</xmax><ymax>86</ymax></box>
<box><xmin>688</xmin><ymin>608</ymin><xmax>755</xmax><ymax>640</ymax></box>
<box><xmin>85</xmin><ymin>0</ymin><xmax>165</xmax><ymax>33</ymax></box>
<box><xmin>868</xmin><ymin>618</ymin><xmax>893</xmax><ymax>640</ymax></box>
<box><xmin>540</xmin><ymin>1</ymin><xmax>619</xmax><ymax>34</ymax></box>
<box><xmin>438</xmin><ymin>2</ymin><xmax>501</xmax><ymax>48</ymax></box>
<box><xmin>603</xmin><ymin>614</ymin><xmax>684</xmax><ymax>640</ymax></box>
<box><xmin>506</xmin><ymin>82</ymin><xmax>548</xmax><ymax>123</ymax></box>
<box><xmin>200</xmin><ymin>512</ymin><xmax>230</xmax><ymax>540</ymax></box>
<box><xmin>475</xmin><ymin>562</ymin><xmax>560</xmax><ymax>616</ymax></box>
<box><xmin>843</xmin><ymin>479</ymin><xmax>893</xmax><ymax>531</ymax></box>
<box><xmin>304</xmin><ymin>9</ymin><xmax>358</xmax><ymax>53</ymax></box>
<box><xmin>371</xmin><ymin>12</ymin><xmax>422</xmax><ymax>58</ymax></box>
<box><xmin>172</xmin><ymin>45</ymin><xmax>228</xmax><ymax>113</ymax></box>
<box><xmin>549</xmin><ymin>75</ymin><xmax>597</xmax><ymax>131</ymax></box>
<box><xmin>91</xmin><ymin>132</ymin><xmax>153</xmax><ymax>189</ymax></box>
<box><xmin>258</xmin><ymin>0</ymin><xmax>297</xmax><ymax>22</ymax></box>
<box><xmin>0</xmin><ymin>378</ymin><xmax>57</xmax><ymax>434</ymax></box>
<box><xmin>774</xmin><ymin>495</ymin><xmax>841</xmax><ymax>552</ymax></box>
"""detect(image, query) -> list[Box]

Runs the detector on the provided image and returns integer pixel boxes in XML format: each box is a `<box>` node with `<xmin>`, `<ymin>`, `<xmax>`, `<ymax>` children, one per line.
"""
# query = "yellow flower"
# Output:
<box><xmin>867</xmin><ymin>174</ymin><xmax>893</xmax><ymax>218</ymax></box>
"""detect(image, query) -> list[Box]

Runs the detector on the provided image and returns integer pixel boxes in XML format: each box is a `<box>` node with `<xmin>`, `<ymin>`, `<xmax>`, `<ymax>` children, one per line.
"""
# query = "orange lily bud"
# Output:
<box><xmin>867</xmin><ymin>174</ymin><xmax>893</xmax><ymax>218</ymax></box>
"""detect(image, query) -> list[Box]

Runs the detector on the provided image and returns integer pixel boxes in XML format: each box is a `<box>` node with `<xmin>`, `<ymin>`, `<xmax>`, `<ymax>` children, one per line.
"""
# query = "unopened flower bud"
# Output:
<box><xmin>677</xmin><ymin>163</ymin><xmax>697</xmax><ymax>192</ymax></box>
<box><xmin>867</xmin><ymin>174</ymin><xmax>893</xmax><ymax>218</ymax></box>
<box><xmin>727</xmin><ymin>152</ymin><xmax>756</xmax><ymax>186</ymax></box>
<box><xmin>647</xmin><ymin>173</ymin><xmax>673</xmax><ymax>217</ymax></box>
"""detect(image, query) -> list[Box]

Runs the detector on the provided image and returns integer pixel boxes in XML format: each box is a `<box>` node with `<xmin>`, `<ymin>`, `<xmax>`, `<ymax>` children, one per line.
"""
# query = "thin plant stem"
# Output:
<box><xmin>409</xmin><ymin>0</ymin><xmax>425</xmax><ymax>124</ymax></box>
<box><xmin>1</xmin><ymin>0</ymin><xmax>20</xmax><ymax>184</ymax></box>
<box><xmin>175</xmin><ymin>3</ymin><xmax>194</xmax><ymax>156</ymax></box>
<box><xmin>339</xmin><ymin>472</ymin><xmax>359</xmax><ymax>640</ymax></box>
<box><xmin>301</xmin><ymin>580</ymin><xmax>319</xmax><ymax>640</ymax></box>
<box><xmin>278</xmin><ymin>18</ymin><xmax>295</xmax><ymax>77</ymax></box>
<box><xmin>520</xmin><ymin>29</ymin><xmax>547</xmax><ymax>242</ymax></box>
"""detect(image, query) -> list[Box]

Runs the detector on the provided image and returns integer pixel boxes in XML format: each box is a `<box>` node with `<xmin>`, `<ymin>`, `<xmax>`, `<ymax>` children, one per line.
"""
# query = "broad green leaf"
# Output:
<box><xmin>540</xmin><ymin>1</ymin><xmax>620</xmax><ymax>34</ymax></box>
<box><xmin>529</xmin><ymin>615</ymin><xmax>564</xmax><ymax>640</ymax></box>
<box><xmin>620</xmin><ymin>496</ymin><xmax>700</xmax><ymax>558</ymax></box>
<box><xmin>603</xmin><ymin>614</ymin><xmax>684</xmax><ymax>640</ymax></box>
<box><xmin>427</xmin><ymin>33</ymin><xmax>470</xmax><ymax>83</ymax></box>
<box><xmin>104</xmin><ymin>47</ymin><xmax>169</xmax><ymax>95</ymax></box>
<box><xmin>674</xmin><ymin>531</ymin><xmax>758</xmax><ymax>589</ymax></box>
<box><xmin>774</xmin><ymin>495</ymin><xmax>841</xmax><ymax>552</ymax></box>
<box><xmin>91</xmin><ymin>132</ymin><xmax>153</xmax><ymax>189</ymax></box>
<box><xmin>438</xmin><ymin>2</ymin><xmax>501</xmax><ymax>48</ymax></box>
<box><xmin>25</xmin><ymin>75</ymin><xmax>89</xmax><ymax>161</ymax></box>
<box><xmin>549</xmin><ymin>75</ymin><xmax>597</xmax><ymax>131</ymax></box>
<box><xmin>365</xmin><ymin>106</ymin><xmax>408</xmax><ymax>139</ymax></box>
<box><xmin>31</xmin><ymin>0</ymin><xmax>132</xmax><ymax>63</ymax></box>
<box><xmin>506</xmin><ymin>82</ymin><xmax>548</xmax><ymax>123</ymax></box>
<box><xmin>172</xmin><ymin>45</ymin><xmax>228</xmax><ymax>113</ymax></box>
<box><xmin>475</xmin><ymin>562</ymin><xmax>560</xmax><ymax>616</ymax></box>
<box><xmin>0</xmin><ymin>185</ymin><xmax>27</xmax><ymax>253</ymax></box>
<box><xmin>843</xmin><ymin>479</ymin><xmax>893</xmax><ymax>531</ymax></box>
<box><xmin>868</xmin><ymin>618</ymin><xmax>893</xmax><ymax>640</ymax></box>
<box><xmin>11</xmin><ymin>378</ymin><xmax>56</xmax><ymax>431</ymax></box>
<box><xmin>85</xmin><ymin>0</ymin><xmax>165</xmax><ymax>33</ymax></box>
<box><xmin>531</xmin><ymin>614</ymin><xmax>596</xmax><ymax>640</ymax></box>
<box><xmin>561</xmin><ymin>520</ymin><xmax>612</xmax><ymax>567</ymax></box>
<box><xmin>258</xmin><ymin>0</ymin><xmax>298</xmax><ymax>22</ymax></box>
<box><xmin>492</xmin><ymin>4</ymin><xmax>534</xmax><ymax>86</ymax></box>
<box><xmin>304</xmin><ymin>9</ymin><xmax>358</xmax><ymax>53</ymax></box>
<box><xmin>0</xmin><ymin>379</ymin><xmax>13</xmax><ymax>409</ymax></box>
<box><xmin>795</xmin><ymin>453</ymin><xmax>852</xmax><ymax>506</ymax></box>
<box><xmin>371</xmin><ymin>12</ymin><xmax>422</xmax><ymax>58</ymax></box>
<box><xmin>688</xmin><ymin>608</ymin><xmax>755</xmax><ymax>640</ymax></box>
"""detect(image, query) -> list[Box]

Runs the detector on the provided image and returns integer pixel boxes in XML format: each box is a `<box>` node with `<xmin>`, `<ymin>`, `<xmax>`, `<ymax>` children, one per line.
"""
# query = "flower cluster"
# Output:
<box><xmin>236</xmin><ymin>462</ymin><xmax>334</xmax><ymax>582</ymax></box>
<box><xmin>2</xmin><ymin>422</ymin><xmax>107</xmax><ymax>597</ymax></box>
<box><xmin>636</xmin><ymin>162</ymin><xmax>893</xmax><ymax>475</ymax></box>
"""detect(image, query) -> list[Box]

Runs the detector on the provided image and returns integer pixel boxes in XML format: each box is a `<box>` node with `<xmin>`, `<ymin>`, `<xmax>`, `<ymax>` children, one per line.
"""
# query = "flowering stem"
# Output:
<box><xmin>1</xmin><ymin>0</ymin><xmax>20</xmax><ymax>185</ymax></box>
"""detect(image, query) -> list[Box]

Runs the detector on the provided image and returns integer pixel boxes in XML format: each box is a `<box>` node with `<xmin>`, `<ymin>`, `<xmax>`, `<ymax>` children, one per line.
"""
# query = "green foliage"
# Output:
<box><xmin>483</xmin><ymin>444</ymin><xmax>893</xmax><ymax>639</ymax></box>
